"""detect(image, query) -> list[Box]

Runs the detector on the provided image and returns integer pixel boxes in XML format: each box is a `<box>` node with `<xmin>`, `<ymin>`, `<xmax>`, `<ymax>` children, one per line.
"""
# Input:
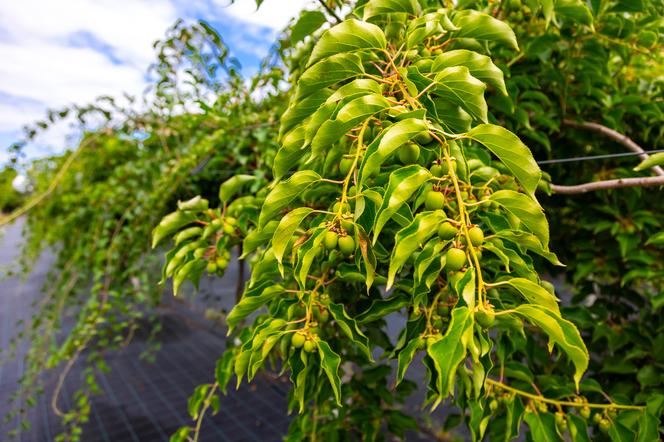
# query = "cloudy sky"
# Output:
<box><xmin>0</xmin><ymin>0</ymin><xmax>311</xmax><ymax>163</ymax></box>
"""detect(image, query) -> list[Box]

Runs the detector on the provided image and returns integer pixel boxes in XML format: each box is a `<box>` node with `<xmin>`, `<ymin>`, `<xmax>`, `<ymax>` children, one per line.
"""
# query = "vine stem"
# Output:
<box><xmin>190</xmin><ymin>382</ymin><xmax>219</xmax><ymax>442</ymax></box>
<box><xmin>432</xmin><ymin>132</ymin><xmax>486</xmax><ymax>307</ymax></box>
<box><xmin>485</xmin><ymin>378</ymin><xmax>646</xmax><ymax>411</ymax></box>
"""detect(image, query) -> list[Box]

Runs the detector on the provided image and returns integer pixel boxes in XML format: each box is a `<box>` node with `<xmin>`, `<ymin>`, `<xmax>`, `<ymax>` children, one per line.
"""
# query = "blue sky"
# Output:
<box><xmin>0</xmin><ymin>0</ymin><xmax>310</xmax><ymax>164</ymax></box>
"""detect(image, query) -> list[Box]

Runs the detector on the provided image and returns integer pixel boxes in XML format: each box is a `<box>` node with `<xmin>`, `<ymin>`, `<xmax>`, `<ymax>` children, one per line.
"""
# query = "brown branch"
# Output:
<box><xmin>563</xmin><ymin>119</ymin><xmax>664</xmax><ymax>176</ymax></box>
<box><xmin>551</xmin><ymin>175</ymin><xmax>664</xmax><ymax>194</ymax></box>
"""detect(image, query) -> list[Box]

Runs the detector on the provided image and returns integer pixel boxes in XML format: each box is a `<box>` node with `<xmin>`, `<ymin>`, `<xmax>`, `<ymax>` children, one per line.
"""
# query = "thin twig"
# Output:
<box><xmin>551</xmin><ymin>175</ymin><xmax>664</xmax><ymax>194</ymax></box>
<box><xmin>563</xmin><ymin>119</ymin><xmax>664</xmax><ymax>176</ymax></box>
<box><xmin>317</xmin><ymin>0</ymin><xmax>342</xmax><ymax>23</ymax></box>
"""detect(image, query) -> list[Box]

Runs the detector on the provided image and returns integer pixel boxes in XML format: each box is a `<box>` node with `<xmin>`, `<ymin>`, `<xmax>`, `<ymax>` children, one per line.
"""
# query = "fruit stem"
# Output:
<box><xmin>338</xmin><ymin>119</ymin><xmax>369</xmax><ymax>219</ymax></box>
<box><xmin>485</xmin><ymin>378</ymin><xmax>646</xmax><ymax>411</ymax></box>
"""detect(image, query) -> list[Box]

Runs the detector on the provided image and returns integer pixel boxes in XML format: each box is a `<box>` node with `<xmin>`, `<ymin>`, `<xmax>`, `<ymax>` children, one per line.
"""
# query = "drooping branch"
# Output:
<box><xmin>562</xmin><ymin>119</ymin><xmax>664</xmax><ymax>176</ymax></box>
<box><xmin>551</xmin><ymin>175</ymin><xmax>664</xmax><ymax>194</ymax></box>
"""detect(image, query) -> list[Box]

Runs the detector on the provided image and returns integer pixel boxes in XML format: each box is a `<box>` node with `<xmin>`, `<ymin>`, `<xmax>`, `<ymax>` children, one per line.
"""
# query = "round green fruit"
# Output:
<box><xmin>440</xmin><ymin>159</ymin><xmax>457</xmax><ymax>175</ymax></box>
<box><xmin>430</xmin><ymin>163</ymin><xmax>444</xmax><ymax>177</ymax></box>
<box><xmin>193</xmin><ymin>248</ymin><xmax>207</xmax><ymax>259</ymax></box>
<box><xmin>339</xmin><ymin>157</ymin><xmax>354</xmax><ymax>175</ymax></box>
<box><xmin>303</xmin><ymin>340</ymin><xmax>316</xmax><ymax>353</ymax></box>
<box><xmin>338</xmin><ymin>235</ymin><xmax>356</xmax><ymax>256</ymax></box>
<box><xmin>324</xmin><ymin>230</ymin><xmax>339</xmax><ymax>250</ymax></box>
<box><xmin>467</xmin><ymin>158</ymin><xmax>484</xmax><ymax>171</ymax></box>
<box><xmin>399</xmin><ymin>142</ymin><xmax>420</xmax><ymax>164</ymax></box>
<box><xmin>340</xmin><ymin>218</ymin><xmax>354</xmax><ymax>233</ymax></box>
<box><xmin>599</xmin><ymin>419</ymin><xmax>611</xmax><ymax>434</ymax></box>
<box><xmin>446</xmin><ymin>248</ymin><xmax>467</xmax><ymax>271</ymax></box>
<box><xmin>415</xmin><ymin>131</ymin><xmax>433</xmax><ymax>145</ymax></box>
<box><xmin>592</xmin><ymin>413</ymin><xmax>603</xmax><ymax>424</ymax></box>
<box><xmin>468</xmin><ymin>226</ymin><xmax>484</xmax><ymax>247</ymax></box>
<box><xmin>438</xmin><ymin>222</ymin><xmax>457</xmax><ymax>240</ymax></box>
<box><xmin>291</xmin><ymin>333</ymin><xmax>306</xmax><ymax>349</ymax></box>
<box><xmin>489</xmin><ymin>400</ymin><xmax>499</xmax><ymax>412</ymax></box>
<box><xmin>206</xmin><ymin>262</ymin><xmax>218</xmax><ymax>274</ymax></box>
<box><xmin>580</xmin><ymin>407</ymin><xmax>591</xmax><ymax>420</ymax></box>
<box><xmin>425</xmin><ymin>190</ymin><xmax>445</xmax><ymax>210</ymax></box>
<box><xmin>332</xmin><ymin>201</ymin><xmax>351</xmax><ymax>214</ymax></box>
<box><xmin>436</xmin><ymin>304</ymin><xmax>449</xmax><ymax>316</ymax></box>
<box><xmin>475</xmin><ymin>310</ymin><xmax>495</xmax><ymax>329</ymax></box>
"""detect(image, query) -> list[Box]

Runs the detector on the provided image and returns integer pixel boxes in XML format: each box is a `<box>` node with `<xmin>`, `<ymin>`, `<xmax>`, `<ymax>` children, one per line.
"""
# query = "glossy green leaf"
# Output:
<box><xmin>489</xmin><ymin>190</ymin><xmax>549</xmax><ymax>248</ymax></box>
<box><xmin>556</xmin><ymin>0</ymin><xmax>594</xmax><ymax>26</ymax></box>
<box><xmin>308</xmin><ymin>19</ymin><xmax>386</xmax><ymax>66</ymax></box>
<box><xmin>357</xmin><ymin>294</ymin><xmax>409</xmax><ymax>323</ymax></box>
<box><xmin>466</xmin><ymin>124</ymin><xmax>541</xmax><ymax>199</ymax></box>
<box><xmin>215</xmin><ymin>351</ymin><xmax>235</xmax><ymax>394</ymax></box>
<box><xmin>505</xmin><ymin>278</ymin><xmax>560</xmax><ymax>315</ymax></box>
<box><xmin>271</xmin><ymin>207</ymin><xmax>313</xmax><ymax>275</ymax></box>
<box><xmin>218</xmin><ymin>174</ymin><xmax>257</xmax><ymax>204</ymax></box>
<box><xmin>634</xmin><ymin>152</ymin><xmax>664</xmax><ymax>172</ymax></box>
<box><xmin>433</xmin><ymin>66</ymin><xmax>487</xmax><ymax>122</ymax></box>
<box><xmin>152</xmin><ymin>210</ymin><xmax>197</xmax><ymax>248</ymax></box>
<box><xmin>327</xmin><ymin>303</ymin><xmax>373</xmax><ymax>361</ymax></box>
<box><xmin>513</xmin><ymin>305</ymin><xmax>589</xmax><ymax>389</ymax></box>
<box><xmin>317</xmin><ymin>340</ymin><xmax>342</xmax><ymax>405</ymax></box>
<box><xmin>373</xmin><ymin>165</ymin><xmax>432</xmax><ymax>242</ymax></box>
<box><xmin>362</xmin><ymin>0</ymin><xmax>419</xmax><ymax>20</ymax></box>
<box><xmin>259</xmin><ymin>170</ymin><xmax>320</xmax><ymax>227</ymax></box>
<box><xmin>432</xmin><ymin>49</ymin><xmax>507</xmax><ymax>95</ymax></box>
<box><xmin>428</xmin><ymin>307</ymin><xmax>473</xmax><ymax>402</ymax></box>
<box><xmin>523</xmin><ymin>411</ymin><xmax>560</xmax><ymax>442</ymax></box>
<box><xmin>290</xmin><ymin>10</ymin><xmax>327</xmax><ymax>45</ymax></box>
<box><xmin>361</xmin><ymin>118</ymin><xmax>428</xmax><ymax>181</ymax></box>
<box><xmin>494</xmin><ymin>230</ymin><xmax>562</xmax><ymax>265</ymax></box>
<box><xmin>280</xmin><ymin>89</ymin><xmax>333</xmax><ymax>138</ymax></box>
<box><xmin>227</xmin><ymin>283</ymin><xmax>284</xmax><ymax>330</ymax></box>
<box><xmin>296</xmin><ymin>53</ymin><xmax>365</xmax><ymax>101</ymax></box>
<box><xmin>396</xmin><ymin>336</ymin><xmax>422</xmax><ymax>386</ymax></box>
<box><xmin>387</xmin><ymin>210</ymin><xmax>447</xmax><ymax>289</ymax></box>
<box><xmin>452</xmin><ymin>10</ymin><xmax>519</xmax><ymax>50</ymax></box>
<box><xmin>295</xmin><ymin>227</ymin><xmax>326</xmax><ymax>289</ymax></box>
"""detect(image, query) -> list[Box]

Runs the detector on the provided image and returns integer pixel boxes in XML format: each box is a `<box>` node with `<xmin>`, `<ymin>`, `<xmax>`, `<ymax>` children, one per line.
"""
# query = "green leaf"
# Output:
<box><xmin>215</xmin><ymin>351</ymin><xmax>235</xmax><ymax>394</ymax></box>
<box><xmin>271</xmin><ymin>207</ymin><xmax>313</xmax><ymax>275</ymax></box>
<box><xmin>290</xmin><ymin>351</ymin><xmax>310</xmax><ymax>412</ymax></box>
<box><xmin>452</xmin><ymin>10</ymin><xmax>519</xmax><ymax>51</ymax></box>
<box><xmin>274</xmin><ymin>126</ymin><xmax>307</xmax><ymax>180</ymax></box>
<box><xmin>311</xmin><ymin>94</ymin><xmax>389</xmax><ymax>159</ymax></box>
<box><xmin>290</xmin><ymin>10</ymin><xmax>327</xmax><ymax>45</ymax></box>
<box><xmin>373</xmin><ymin>165</ymin><xmax>432</xmax><ymax>242</ymax></box>
<box><xmin>357</xmin><ymin>294</ymin><xmax>409</xmax><ymax>323</ymax></box>
<box><xmin>259</xmin><ymin>171</ymin><xmax>320</xmax><ymax>227</ymax></box>
<box><xmin>396</xmin><ymin>337</ymin><xmax>422</xmax><ymax>386</ymax></box>
<box><xmin>433</xmin><ymin>66</ymin><xmax>487</xmax><ymax>122</ymax></box>
<box><xmin>227</xmin><ymin>283</ymin><xmax>284</xmax><ymax>330</ymax></box>
<box><xmin>280</xmin><ymin>89</ymin><xmax>333</xmax><ymax>138</ymax></box>
<box><xmin>567</xmin><ymin>413</ymin><xmax>591</xmax><ymax>442</ymax></box>
<box><xmin>555</xmin><ymin>0</ymin><xmax>594</xmax><ymax>26</ymax></box>
<box><xmin>634</xmin><ymin>152</ymin><xmax>664</xmax><ymax>172</ymax></box>
<box><xmin>427</xmin><ymin>307</ymin><xmax>473</xmax><ymax>403</ymax></box>
<box><xmin>296</xmin><ymin>53</ymin><xmax>365</xmax><ymax>101</ymax></box>
<box><xmin>431</xmin><ymin>49</ymin><xmax>507</xmax><ymax>95</ymax></box>
<box><xmin>466</xmin><ymin>124</ymin><xmax>541</xmax><ymax>199</ymax></box>
<box><xmin>173</xmin><ymin>226</ymin><xmax>202</xmax><ymax>246</ymax></box>
<box><xmin>173</xmin><ymin>259</ymin><xmax>206</xmax><ymax>295</ymax></box>
<box><xmin>523</xmin><ymin>411</ymin><xmax>560</xmax><ymax>442</ymax></box>
<box><xmin>327</xmin><ymin>303</ymin><xmax>373</xmax><ymax>361</ymax></box>
<box><xmin>152</xmin><ymin>210</ymin><xmax>197</xmax><ymax>249</ymax></box>
<box><xmin>504</xmin><ymin>278</ymin><xmax>560</xmax><ymax>315</ymax></box>
<box><xmin>513</xmin><ymin>305</ymin><xmax>589</xmax><ymax>389</ymax></box>
<box><xmin>362</xmin><ymin>0</ymin><xmax>419</xmax><ymax>20</ymax></box>
<box><xmin>294</xmin><ymin>227</ymin><xmax>326</xmax><ymax>289</ymax></box>
<box><xmin>218</xmin><ymin>174</ymin><xmax>257</xmax><ymax>204</ymax></box>
<box><xmin>387</xmin><ymin>210</ymin><xmax>447</xmax><ymax>289</ymax></box>
<box><xmin>493</xmin><ymin>230</ymin><xmax>562</xmax><ymax>265</ymax></box>
<box><xmin>317</xmin><ymin>340</ymin><xmax>342</xmax><ymax>405</ymax></box>
<box><xmin>489</xmin><ymin>190</ymin><xmax>549</xmax><ymax>248</ymax></box>
<box><xmin>360</xmin><ymin>118</ymin><xmax>428</xmax><ymax>181</ymax></box>
<box><xmin>308</xmin><ymin>19</ymin><xmax>386</xmax><ymax>66</ymax></box>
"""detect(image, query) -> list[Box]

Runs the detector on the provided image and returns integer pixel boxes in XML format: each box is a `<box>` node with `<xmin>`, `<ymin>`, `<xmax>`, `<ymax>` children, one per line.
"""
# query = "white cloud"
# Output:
<box><xmin>0</xmin><ymin>0</ymin><xmax>312</xmax><ymax>161</ymax></box>
<box><xmin>220</xmin><ymin>0</ymin><xmax>313</xmax><ymax>31</ymax></box>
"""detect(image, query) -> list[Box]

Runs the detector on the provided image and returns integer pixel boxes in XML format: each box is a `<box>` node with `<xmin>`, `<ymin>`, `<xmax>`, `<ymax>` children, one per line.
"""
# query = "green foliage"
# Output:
<box><xmin>2</xmin><ymin>0</ymin><xmax>663</xmax><ymax>441</ymax></box>
<box><xmin>0</xmin><ymin>167</ymin><xmax>23</xmax><ymax>213</ymax></box>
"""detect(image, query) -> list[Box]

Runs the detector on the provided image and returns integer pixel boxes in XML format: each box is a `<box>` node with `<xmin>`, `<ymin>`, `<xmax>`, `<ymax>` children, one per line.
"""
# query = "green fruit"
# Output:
<box><xmin>291</xmin><ymin>333</ymin><xmax>306</xmax><ymax>349</ymax></box>
<box><xmin>420</xmin><ymin>48</ymin><xmax>431</xmax><ymax>57</ymax></box>
<box><xmin>341</xmin><ymin>218</ymin><xmax>354</xmax><ymax>233</ymax></box>
<box><xmin>416</xmin><ymin>338</ymin><xmax>426</xmax><ymax>350</ymax></box>
<box><xmin>592</xmin><ymin>413</ymin><xmax>603</xmax><ymax>424</ymax></box>
<box><xmin>580</xmin><ymin>407</ymin><xmax>591</xmax><ymax>420</ymax></box>
<box><xmin>339</xmin><ymin>157</ymin><xmax>354</xmax><ymax>175</ymax></box>
<box><xmin>433</xmin><ymin>317</ymin><xmax>443</xmax><ymax>329</ymax></box>
<box><xmin>324</xmin><ymin>230</ymin><xmax>339</xmax><ymax>250</ymax></box>
<box><xmin>436</xmin><ymin>304</ymin><xmax>449</xmax><ymax>316</ymax></box>
<box><xmin>475</xmin><ymin>310</ymin><xmax>495</xmax><ymax>328</ymax></box>
<box><xmin>332</xmin><ymin>201</ymin><xmax>351</xmax><ymax>214</ymax></box>
<box><xmin>468</xmin><ymin>226</ymin><xmax>484</xmax><ymax>247</ymax></box>
<box><xmin>216</xmin><ymin>256</ymin><xmax>227</xmax><ymax>268</ymax></box>
<box><xmin>348</xmin><ymin>185</ymin><xmax>357</xmax><ymax>197</ymax></box>
<box><xmin>303</xmin><ymin>340</ymin><xmax>316</xmax><ymax>353</ymax></box>
<box><xmin>415</xmin><ymin>131</ymin><xmax>433</xmax><ymax>145</ymax></box>
<box><xmin>223</xmin><ymin>222</ymin><xmax>235</xmax><ymax>235</ymax></box>
<box><xmin>425</xmin><ymin>190</ymin><xmax>445</xmax><ymax>210</ymax></box>
<box><xmin>399</xmin><ymin>142</ymin><xmax>420</xmax><ymax>164</ymax></box>
<box><xmin>467</xmin><ymin>158</ymin><xmax>484</xmax><ymax>171</ymax></box>
<box><xmin>193</xmin><ymin>247</ymin><xmax>207</xmax><ymax>259</ymax></box>
<box><xmin>446</xmin><ymin>248</ymin><xmax>467</xmax><ymax>271</ymax></box>
<box><xmin>338</xmin><ymin>235</ymin><xmax>356</xmax><ymax>256</ymax></box>
<box><xmin>438</xmin><ymin>222</ymin><xmax>457</xmax><ymax>240</ymax></box>
<box><xmin>430</xmin><ymin>163</ymin><xmax>444</xmax><ymax>177</ymax></box>
<box><xmin>489</xmin><ymin>400</ymin><xmax>499</xmax><ymax>412</ymax></box>
<box><xmin>599</xmin><ymin>419</ymin><xmax>611</xmax><ymax>434</ymax></box>
<box><xmin>206</xmin><ymin>262</ymin><xmax>218</xmax><ymax>273</ymax></box>
<box><xmin>555</xmin><ymin>412</ymin><xmax>566</xmax><ymax>427</ymax></box>
<box><xmin>271</xmin><ymin>318</ymin><xmax>287</xmax><ymax>329</ymax></box>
